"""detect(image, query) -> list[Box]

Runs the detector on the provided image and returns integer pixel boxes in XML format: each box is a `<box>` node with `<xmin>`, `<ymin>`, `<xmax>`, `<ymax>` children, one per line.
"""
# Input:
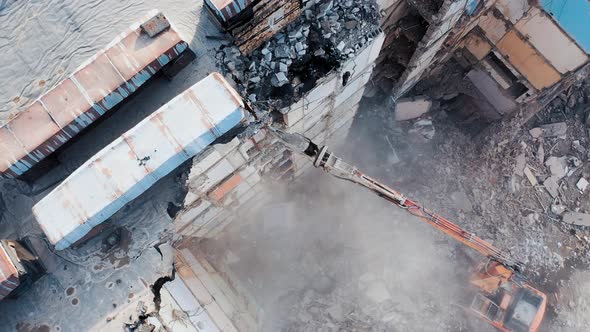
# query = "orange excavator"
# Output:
<box><xmin>272</xmin><ymin>129</ymin><xmax>547</xmax><ymax>332</ymax></box>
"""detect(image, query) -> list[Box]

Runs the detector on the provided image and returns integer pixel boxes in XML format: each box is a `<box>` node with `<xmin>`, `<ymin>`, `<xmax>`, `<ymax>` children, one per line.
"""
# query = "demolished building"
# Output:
<box><xmin>0</xmin><ymin>0</ymin><xmax>386</xmax><ymax>330</ymax></box>
<box><xmin>1</xmin><ymin>0</ymin><xmax>590</xmax><ymax>331</ymax></box>
<box><xmin>372</xmin><ymin>0</ymin><xmax>590</xmax><ymax>124</ymax></box>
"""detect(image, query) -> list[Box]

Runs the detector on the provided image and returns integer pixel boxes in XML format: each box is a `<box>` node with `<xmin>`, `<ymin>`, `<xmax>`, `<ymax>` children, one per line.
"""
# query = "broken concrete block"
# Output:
<box><xmin>192</xmin><ymin>159</ymin><xmax>236</xmax><ymax>194</ymax></box>
<box><xmin>514</xmin><ymin>153</ymin><xmax>526</xmax><ymax>177</ymax></box>
<box><xmin>537</xmin><ymin>143</ymin><xmax>545</xmax><ymax>163</ymax></box>
<box><xmin>507</xmin><ymin>175</ymin><xmax>520</xmax><ymax>193</ymax></box>
<box><xmin>409</xmin><ymin>119</ymin><xmax>435</xmax><ymax>140</ymax></box>
<box><xmin>271</xmin><ymin>72</ymin><xmax>290</xmax><ymax>87</ymax></box>
<box><xmin>523</xmin><ymin>166</ymin><xmax>538</xmax><ymax>186</ymax></box>
<box><xmin>283</xmin><ymin>107</ymin><xmax>304</xmax><ymax>127</ymax></box>
<box><xmin>176</xmin><ymin>200</ymin><xmax>212</xmax><ymax>227</ymax></box>
<box><xmin>540</xmin><ymin>122</ymin><xmax>567</xmax><ymax>138</ymax></box>
<box><xmin>572</xmin><ymin>140</ymin><xmax>586</xmax><ymax>154</ymax></box>
<box><xmin>545</xmin><ymin>156</ymin><xmax>568</xmax><ymax>179</ymax></box>
<box><xmin>529</xmin><ymin>127</ymin><xmax>543</xmax><ymax>138</ymax></box>
<box><xmin>563</xmin><ymin>212</ymin><xmax>590</xmax><ymax>227</ymax></box>
<box><xmin>188</xmin><ymin>149</ymin><xmax>224</xmax><ymax>181</ymax></box>
<box><xmin>551</xmin><ymin>203</ymin><xmax>566</xmax><ymax>215</ymax></box>
<box><xmin>274</xmin><ymin>45</ymin><xmax>290</xmax><ymax>59</ymax></box>
<box><xmin>394</xmin><ymin>96</ymin><xmax>432</xmax><ymax>121</ymax></box>
<box><xmin>543</xmin><ymin>176</ymin><xmax>560</xmax><ymax>198</ymax></box>
<box><xmin>577</xmin><ymin>177</ymin><xmax>589</xmax><ymax>192</ymax></box>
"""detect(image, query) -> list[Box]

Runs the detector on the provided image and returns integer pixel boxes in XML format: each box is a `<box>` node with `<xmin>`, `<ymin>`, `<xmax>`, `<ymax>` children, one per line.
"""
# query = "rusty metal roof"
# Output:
<box><xmin>0</xmin><ymin>9</ymin><xmax>190</xmax><ymax>179</ymax></box>
<box><xmin>205</xmin><ymin>0</ymin><xmax>254</xmax><ymax>23</ymax></box>
<box><xmin>33</xmin><ymin>73</ymin><xmax>246</xmax><ymax>251</ymax></box>
<box><xmin>0</xmin><ymin>243</ymin><xmax>19</xmax><ymax>301</ymax></box>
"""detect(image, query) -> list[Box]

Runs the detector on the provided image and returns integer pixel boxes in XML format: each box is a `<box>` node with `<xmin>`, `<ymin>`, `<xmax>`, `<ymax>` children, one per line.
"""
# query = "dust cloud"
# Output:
<box><xmin>202</xmin><ymin>150</ymin><xmax>493</xmax><ymax>331</ymax></box>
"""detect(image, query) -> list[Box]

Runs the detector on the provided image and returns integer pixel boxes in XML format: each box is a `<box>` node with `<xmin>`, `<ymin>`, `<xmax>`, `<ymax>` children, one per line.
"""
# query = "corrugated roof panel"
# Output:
<box><xmin>40</xmin><ymin>78</ymin><xmax>94</xmax><ymax>137</ymax></box>
<box><xmin>6</xmin><ymin>102</ymin><xmax>65</xmax><ymax>159</ymax></box>
<box><xmin>0</xmin><ymin>10</ymin><xmax>191</xmax><ymax>179</ymax></box>
<box><xmin>0</xmin><ymin>129</ymin><xmax>29</xmax><ymax>177</ymax></box>
<box><xmin>205</xmin><ymin>0</ymin><xmax>253</xmax><ymax>23</ymax></box>
<box><xmin>33</xmin><ymin>73</ymin><xmax>246</xmax><ymax>250</ymax></box>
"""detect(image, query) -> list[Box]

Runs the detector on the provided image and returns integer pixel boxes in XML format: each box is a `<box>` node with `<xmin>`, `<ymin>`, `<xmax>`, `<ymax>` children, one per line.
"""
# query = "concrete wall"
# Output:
<box><xmin>393</xmin><ymin>0</ymin><xmax>470</xmax><ymax>98</ymax></box>
<box><xmin>459</xmin><ymin>1</ymin><xmax>588</xmax><ymax>97</ymax></box>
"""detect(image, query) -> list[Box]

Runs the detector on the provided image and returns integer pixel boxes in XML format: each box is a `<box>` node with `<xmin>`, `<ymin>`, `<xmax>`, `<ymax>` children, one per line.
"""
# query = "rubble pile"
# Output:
<box><xmin>353</xmin><ymin>76</ymin><xmax>590</xmax><ymax>283</ymax></box>
<box><xmin>217</xmin><ymin>0</ymin><xmax>380</xmax><ymax>107</ymax></box>
<box><xmin>459</xmin><ymin>78</ymin><xmax>590</xmax><ymax>272</ymax></box>
<box><xmin>277</xmin><ymin>281</ymin><xmax>465</xmax><ymax>332</ymax></box>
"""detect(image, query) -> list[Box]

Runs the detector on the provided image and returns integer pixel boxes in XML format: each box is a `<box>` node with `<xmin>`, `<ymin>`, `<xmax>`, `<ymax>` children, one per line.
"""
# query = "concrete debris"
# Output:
<box><xmin>551</xmin><ymin>203</ymin><xmax>567</xmax><ymax>215</ymax></box>
<box><xmin>545</xmin><ymin>156</ymin><xmax>569</xmax><ymax>179</ymax></box>
<box><xmin>394</xmin><ymin>96</ymin><xmax>433</xmax><ymax>121</ymax></box>
<box><xmin>271</xmin><ymin>72</ymin><xmax>290</xmax><ymax>87</ymax></box>
<box><xmin>544</xmin><ymin>176</ymin><xmax>560</xmax><ymax>198</ymax></box>
<box><xmin>514</xmin><ymin>153</ymin><xmax>526</xmax><ymax>177</ymax></box>
<box><xmin>563</xmin><ymin>212</ymin><xmax>590</xmax><ymax>227</ymax></box>
<box><xmin>540</xmin><ymin>122</ymin><xmax>568</xmax><ymax>138</ymax></box>
<box><xmin>507</xmin><ymin>175</ymin><xmax>520</xmax><ymax>193</ymax></box>
<box><xmin>410</xmin><ymin>119</ymin><xmax>435</xmax><ymax>140</ymax></box>
<box><xmin>572</xmin><ymin>140</ymin><xmax>586</xmax><ymax>154</ymax></box>
<box><xmin>523</xmin><ymin>166</ymin><xmax>538</xmax><ymax>186</ymax></box>
<box><xmin>529</xmin><ymin>127</ymin><xmax>543</xmax><ymax>139</ymax></box>
<box><xmin>537</xmin><ymin>142</ymin><xmax>545</xmax><ymax>163</ymax></box>
<box><xmin>217</xmin><ymin>0</ymin><xmax>380</xmax><ymax>107</ymax></box>
<box><xmin>577</xmin><ymin>178</ymin><xmax>589</xmax><ymax>192</ymax></box>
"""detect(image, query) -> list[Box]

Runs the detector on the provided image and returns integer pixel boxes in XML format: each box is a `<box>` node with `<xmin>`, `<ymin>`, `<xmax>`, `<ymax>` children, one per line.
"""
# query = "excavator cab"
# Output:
<box><xmin>468</xmin><ymin>261</ymin><xmax>546</xmax><ymax>332</ymax></box>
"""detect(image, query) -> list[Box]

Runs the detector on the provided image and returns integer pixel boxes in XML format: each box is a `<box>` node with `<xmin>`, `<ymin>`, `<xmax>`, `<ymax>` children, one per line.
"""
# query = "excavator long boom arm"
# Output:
<box><xmin>272</xmin><ymin>129</ymin><xmax>524</xmax><ymax>273</ymax></box>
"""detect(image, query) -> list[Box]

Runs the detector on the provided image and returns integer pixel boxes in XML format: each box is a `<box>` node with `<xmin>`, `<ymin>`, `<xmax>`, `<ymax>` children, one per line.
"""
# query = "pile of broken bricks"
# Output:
<box><xmin>216</xmin><ymin>0</ymin><xmax>381</xmax><ymax>105</ymax></box>
<box><xmin>512</xmin><ymin>120</ymin><xmax>590</xmax><ymax>228</ymax></box>
<box><xmin>394</xmin><ymin>96</ymin><xmax>437</xmax><ymax>142</ymax></box>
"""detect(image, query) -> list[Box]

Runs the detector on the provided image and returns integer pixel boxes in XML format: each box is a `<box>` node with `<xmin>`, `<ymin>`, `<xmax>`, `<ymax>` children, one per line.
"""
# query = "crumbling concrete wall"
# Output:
<box><xmin>392</xmin><ymin>0</ymin><xmax>470</xmax><ymax>98</ymax></box>
<box><xmin>452</xmin><ymin>0</ymin><xmax>589</xmax><ymax>105</ymax></box>
<box><xmin>174</xmin><ymin>32</ymin><xmax>385</xmax><ymax>243</ymax></box>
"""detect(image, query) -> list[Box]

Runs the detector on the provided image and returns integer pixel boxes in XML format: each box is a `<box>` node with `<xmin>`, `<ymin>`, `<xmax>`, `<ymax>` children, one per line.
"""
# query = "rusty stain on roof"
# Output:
<box><xmin>0</xmin><ymin>9</ymin><xmax>191</xmax><ymax>179</ymax></box>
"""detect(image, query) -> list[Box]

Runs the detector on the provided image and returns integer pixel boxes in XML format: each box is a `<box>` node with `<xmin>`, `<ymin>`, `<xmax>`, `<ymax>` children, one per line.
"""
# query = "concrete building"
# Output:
<box><xmin>371</xmin><ymin>0</ymin><xmax>590</xmax><ymax>121</ymax></box>
<box><xmin>453</xmin><ymin>0</ymin><xmax>590</xmax><ymax>118</ymax></box>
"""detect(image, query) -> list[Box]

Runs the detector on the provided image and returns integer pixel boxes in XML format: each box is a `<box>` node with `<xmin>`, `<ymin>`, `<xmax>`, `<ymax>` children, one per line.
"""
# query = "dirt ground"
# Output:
<box><xmin>200</xmin><ymin>75</ymin><xmax>590</xmax><ymax>331</ymax></box>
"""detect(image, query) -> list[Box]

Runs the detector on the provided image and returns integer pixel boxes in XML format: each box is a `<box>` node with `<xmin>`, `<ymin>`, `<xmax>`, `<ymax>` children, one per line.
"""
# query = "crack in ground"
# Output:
<box><xmin>124</xmin><ymin>263</ymin><xmax>176</xmax><ymax>331</ymax></box>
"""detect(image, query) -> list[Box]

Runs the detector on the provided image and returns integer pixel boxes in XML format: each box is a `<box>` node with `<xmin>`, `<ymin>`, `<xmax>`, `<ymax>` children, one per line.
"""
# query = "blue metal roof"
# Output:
<box><xmin>541</xmin><ymin>0</ymin><xmax>590</xmax><ymax>53</ymax></box>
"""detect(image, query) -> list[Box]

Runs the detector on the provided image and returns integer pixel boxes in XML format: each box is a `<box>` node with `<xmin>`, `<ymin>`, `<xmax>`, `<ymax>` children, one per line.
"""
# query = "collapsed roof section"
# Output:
<box><xmin>215</xmin><ymin>0</ymin><xmax>382</xmax><ymax>109</ymax></box>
